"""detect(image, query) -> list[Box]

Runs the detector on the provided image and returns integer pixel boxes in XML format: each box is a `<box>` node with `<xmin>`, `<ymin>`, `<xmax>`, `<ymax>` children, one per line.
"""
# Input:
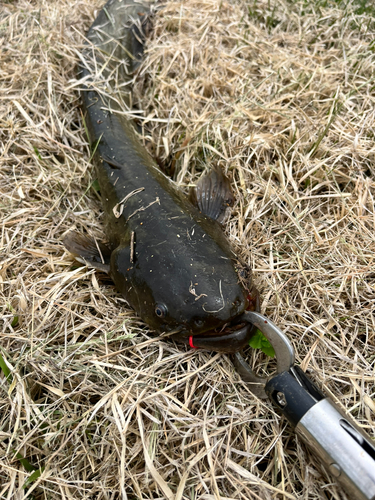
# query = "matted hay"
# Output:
<box><xmin>1</xmin><ymin>0</ymin><xmax>374</xmax><ymax>499</ymax></box>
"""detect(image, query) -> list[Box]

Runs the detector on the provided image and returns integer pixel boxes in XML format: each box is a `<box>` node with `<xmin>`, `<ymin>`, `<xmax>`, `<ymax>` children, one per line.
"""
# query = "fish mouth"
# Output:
<box><xmin>171</xmin><ymin>315</ymin><xmax>257</xmax><ymax>354</ymax></box>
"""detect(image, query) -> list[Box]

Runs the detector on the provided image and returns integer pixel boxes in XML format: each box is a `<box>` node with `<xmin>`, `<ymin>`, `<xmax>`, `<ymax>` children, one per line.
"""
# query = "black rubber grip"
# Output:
<box><xmin>265</xmin><ymin>371</ymin><xmax>317</xmax><ymax>427</ymax></box>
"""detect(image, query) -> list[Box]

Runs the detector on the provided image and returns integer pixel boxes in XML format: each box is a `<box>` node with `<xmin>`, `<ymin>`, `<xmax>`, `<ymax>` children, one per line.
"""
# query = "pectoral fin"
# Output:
<box><xmin>190</xmin><ymin>168</ymin><xmax>234</xmax><ymax>222</ymax></box>
<box><xmin>63</xmin><ymin>231</ymin><xmax>111</xmax><ymax>273</ymax></box>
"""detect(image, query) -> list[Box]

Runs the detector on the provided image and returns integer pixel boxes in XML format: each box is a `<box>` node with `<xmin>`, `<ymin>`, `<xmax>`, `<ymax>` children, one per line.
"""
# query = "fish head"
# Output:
<box><xmin>110</xmin><ymin>243</ymin><xmax>254</xmax><ymax>336</ymax></box>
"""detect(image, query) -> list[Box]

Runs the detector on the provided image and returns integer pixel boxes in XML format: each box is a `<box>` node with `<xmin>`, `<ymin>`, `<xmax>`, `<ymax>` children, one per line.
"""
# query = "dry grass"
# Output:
<box><xmin>1</xmin><ymin>0</ymin><xmax>375</xmax><ymax>498</ymax></box>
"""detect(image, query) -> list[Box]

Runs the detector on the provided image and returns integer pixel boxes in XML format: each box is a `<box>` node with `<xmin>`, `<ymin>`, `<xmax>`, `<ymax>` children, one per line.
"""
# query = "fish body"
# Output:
<box><xmin>66</xmin><ymin>0</ymin><xmax>259</xmax><ymax>351</ymax></box>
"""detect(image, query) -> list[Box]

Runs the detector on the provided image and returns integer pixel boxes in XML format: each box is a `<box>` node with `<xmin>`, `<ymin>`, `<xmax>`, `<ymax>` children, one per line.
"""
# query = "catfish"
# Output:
<box><xmin>64</xmin><ymin>0</ymin><xmax>259</xmax><ymax>352</ymax></box>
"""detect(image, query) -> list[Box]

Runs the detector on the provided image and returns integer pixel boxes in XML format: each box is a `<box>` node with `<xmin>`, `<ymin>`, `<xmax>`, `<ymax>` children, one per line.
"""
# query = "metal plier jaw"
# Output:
<box><xmin>234</xmin><ymin>311</ymin><xmax>375</xmax><ymax>500</ymax></box>
<box><xmin>233</xmin><ymin>311</ymin><xmax>295</xmax><ymax>399</ymax></box>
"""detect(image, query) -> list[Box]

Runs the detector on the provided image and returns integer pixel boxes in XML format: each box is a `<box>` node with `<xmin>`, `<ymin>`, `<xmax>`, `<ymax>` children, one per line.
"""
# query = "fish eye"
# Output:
<box><xmin>155</xmin><ymin>304</ymin><xmax>168</xmax><ymax>318</ymax></box>
<box><xmin>194</xmin><ymin>319</ymin><xmax>204</xmax><ymax>328</ymax></box>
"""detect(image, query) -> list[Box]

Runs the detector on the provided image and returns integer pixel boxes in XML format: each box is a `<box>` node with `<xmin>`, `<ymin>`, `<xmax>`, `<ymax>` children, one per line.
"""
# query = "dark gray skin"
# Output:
<box><xmin>65</xmin><ymin>0</ymin><xmax>259</xmax><ymax>352</ymax></box>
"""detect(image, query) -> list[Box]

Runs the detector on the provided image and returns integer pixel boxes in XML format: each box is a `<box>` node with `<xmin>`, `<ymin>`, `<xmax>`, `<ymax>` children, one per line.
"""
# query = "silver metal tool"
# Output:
<box><xmin>234</xmin><ymin>311</ymin><xmax>375</xmax><ymax>500</ymax></box>
<box><xmin>233</xmin><ymin>311</ymin><xmax>295</xmax><ymax>399</ymax></box>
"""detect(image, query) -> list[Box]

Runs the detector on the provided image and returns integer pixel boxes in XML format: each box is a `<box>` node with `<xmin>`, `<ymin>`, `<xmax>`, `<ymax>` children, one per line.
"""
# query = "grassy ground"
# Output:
<box><xmin>1</xmin><ymin>0</ymin><xmax>375</xmax><ymax>498</ymax></box>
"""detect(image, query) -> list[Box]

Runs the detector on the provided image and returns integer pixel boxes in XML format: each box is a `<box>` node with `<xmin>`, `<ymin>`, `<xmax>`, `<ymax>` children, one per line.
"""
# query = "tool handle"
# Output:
<box><xmin>266</xmin><ymin>369</ymin><xmax>375</xmax><ymax>500</ymax></box>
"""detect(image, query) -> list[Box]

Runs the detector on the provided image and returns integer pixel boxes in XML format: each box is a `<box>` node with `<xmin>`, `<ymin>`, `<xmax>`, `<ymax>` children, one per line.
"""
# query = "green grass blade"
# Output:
<box><xmin>14</xmin><ymin>452</ymin><xmax>37</xmax><ymax>473</ymax></box>
<box><xmin>0</xmin><ymin>350</ymin><xmax>12</xmax><ymax>383</ymax></box>
<box><xmin>23</xmin><ymin>466</ymin><xmax>45</xmax><ymax>489</ymax></box>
